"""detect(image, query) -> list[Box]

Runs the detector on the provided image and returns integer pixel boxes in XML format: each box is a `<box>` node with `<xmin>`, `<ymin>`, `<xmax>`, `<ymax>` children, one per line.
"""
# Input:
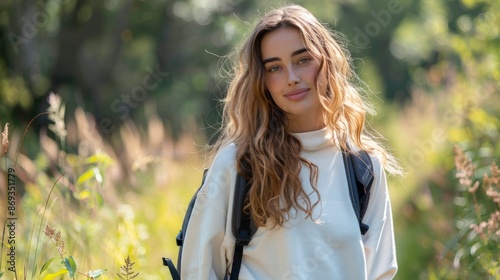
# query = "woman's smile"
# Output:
<box><xmin>261</xmin><ymin>26</ymin><xmax>326</xmax><ymax>132</ymax></box>
<box><xmin>284</xmin><ymin>88</ymin><xmax>310</xmax><ymax>101</ymax></box>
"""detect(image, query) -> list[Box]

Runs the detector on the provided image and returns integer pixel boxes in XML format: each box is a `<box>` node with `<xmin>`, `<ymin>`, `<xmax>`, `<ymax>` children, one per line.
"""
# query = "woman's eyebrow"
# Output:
<box><xmin>262</xmin><ymin>48</ymin><xmax>308</xmax><ymax>65</ymax></box>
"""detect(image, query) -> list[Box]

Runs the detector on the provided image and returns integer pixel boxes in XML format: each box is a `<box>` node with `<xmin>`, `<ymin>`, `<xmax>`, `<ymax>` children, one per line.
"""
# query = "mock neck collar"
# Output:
<box><xmin>291</xmin><ymin>128</ymin><xmax>333</xmax><ymax>151</ymax></box>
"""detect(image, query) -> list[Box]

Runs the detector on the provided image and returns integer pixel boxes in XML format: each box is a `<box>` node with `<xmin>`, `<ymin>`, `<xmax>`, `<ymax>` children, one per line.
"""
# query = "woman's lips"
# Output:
<box><xmin>284</xmin><ymin>88</ymin><xmax>309</xmax><ymax>101</ymax></box>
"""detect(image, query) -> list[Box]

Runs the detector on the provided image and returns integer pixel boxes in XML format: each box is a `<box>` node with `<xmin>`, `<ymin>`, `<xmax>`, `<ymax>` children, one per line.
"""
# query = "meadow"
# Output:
<box><xmin>1</xmin><ymin>0</ymin><xmax>499</xmax><ymax>279</ymax></box>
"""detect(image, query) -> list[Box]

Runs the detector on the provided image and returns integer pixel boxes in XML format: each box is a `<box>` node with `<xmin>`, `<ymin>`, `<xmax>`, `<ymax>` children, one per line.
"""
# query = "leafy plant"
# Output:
<box><xmin>1</xmin><ymin>91</ymin><xmax>192</xmax><ymax>278</ymax></box>
<box><xmin>40</xmin><ymin>224</ymin><xmax>107</xmax><ymax>279</ymax></box>
<box><xmin>450</xmin><ymin>145</ymin><xmax>499</xmax><ymax>278</ymax></box>
<box><xmin>0</xmin><ymin>94</ymin><xmax>116</xmax><ymax>279</ymax></box>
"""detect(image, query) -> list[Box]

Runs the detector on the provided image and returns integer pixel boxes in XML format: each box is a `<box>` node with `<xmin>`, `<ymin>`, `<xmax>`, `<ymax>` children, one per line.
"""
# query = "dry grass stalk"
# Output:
<box><xmin>2</xmin><ymin>123</ymin><xmax>9</xmax><ymax>155</ymax></box>
<box><xmin>47</xmin><ymin>92</ymin><xmax>67</xmax><ymax>145</ymax></box>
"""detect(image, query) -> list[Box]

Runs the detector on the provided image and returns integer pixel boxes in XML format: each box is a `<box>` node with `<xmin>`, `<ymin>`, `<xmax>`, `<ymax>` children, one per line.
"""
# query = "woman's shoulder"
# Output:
<box><xmin>364</xmin><ymin>149</ymin><xmax>390</xmax><ymax>180</ymax></box>
<box><xmin>348</xmin><ymin>143</ymin><xmax>381</xmax><ymax>162</ymax></box>
<box><xmin>197</xmin><ymin>143</ymin><xmax>238</xmax><ymax>208</ymax></box>
<box><xmin>367</xmin><ymin>150</ymin><xmax>382</xmax><ymax>168</ymax></box>
<box><xmin>350</xmin><ymin>145</ymin><xmax>383</xmax><ymax>176</ymax></box>
<box><xmin>212</xmin><ymin>143</ymin><xmax>237</xmax><ymax>166</ymax></box>
<box><xmin>204</xmin><ymin>143</ymin><xmax>238</xmax><ymax>179</ymax></box>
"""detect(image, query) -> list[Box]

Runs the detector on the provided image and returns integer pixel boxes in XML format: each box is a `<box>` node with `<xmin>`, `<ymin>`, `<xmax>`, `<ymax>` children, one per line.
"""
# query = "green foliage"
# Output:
<box><xmin>1</xmin><ymin>87</ymin><xmax>207</xmax><ymax>278</ymax></box>
<box><xmin>64</xmin><ymin>256</ymin><xmax>77</xmax><ymax>278</ymax></box>
<box><xmin>0</xmin><ymin>95</ymin><xmax>130</xmax><ymax>279</ymax></box>
<box><xmin>40</xmin><ymin>257</ymin><xmax>57</xmax><ymax>274</ymax></box>
<box><xmin>40</xmin><ymin>216</ymin><xmax>106</xmax><ymax>279</ymax></box>
<box><xmin>432</xmin><ymin>146</ymin><xmax>500</xmax><ymax>279</ymax></box>
<box><xmin>374</xmin><ymin>0</ymin><xmax>500</xmax><ymax>279</ymax></box>
<box><xmin>88</xmin><ymin>269</ymin><xmax>107</xmax><ymax>279</ymax></box>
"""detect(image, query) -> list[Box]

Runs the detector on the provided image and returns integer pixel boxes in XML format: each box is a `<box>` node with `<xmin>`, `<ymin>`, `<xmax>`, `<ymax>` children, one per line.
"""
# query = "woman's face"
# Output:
<box><xmin>261</xmin><ymin>26</ymin><xmax>326</xmax><ymax>133</ymax></box>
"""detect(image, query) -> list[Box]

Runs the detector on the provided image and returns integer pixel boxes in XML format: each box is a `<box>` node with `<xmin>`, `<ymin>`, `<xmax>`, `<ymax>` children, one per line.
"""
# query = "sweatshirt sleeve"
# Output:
<box><xmin>362</xmin><ymin>155</ymin><xmax>398</xmax><ymax>280</ymax></box>
<box><xmin>180</xmin><ymin>145</ymin><xmax>237</xmax><ymax>280</ymax></box>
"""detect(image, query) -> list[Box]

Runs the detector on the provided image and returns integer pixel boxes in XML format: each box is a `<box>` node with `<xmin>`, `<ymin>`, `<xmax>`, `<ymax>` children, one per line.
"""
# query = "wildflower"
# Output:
<box><xmin>454</xmin><ymin>145</ymin><xmax>476</xmax><ymax>187</ymax></box>
<box><xmin>44</xmin><ymin>224</ymin><xmax>65</xmax><ymax>256</ymax></box>
<box><xmin>2</xmin><ymin>123</ymin><xmax>9</xmax><ymax>155</ymax></box>
<box><xmin>470</xmin><ymin>223</ymin><xmax>483</xmax><ymax>235</ymax></box>
<box><xmin>44</xmin><ymin>224</ymin><xmax>57</xmax><ymax>239</ymax></box>
<box><xmin>469</xmin><ymin>181</ymin><xmax>480</xmax><ymax>193</ymax></box>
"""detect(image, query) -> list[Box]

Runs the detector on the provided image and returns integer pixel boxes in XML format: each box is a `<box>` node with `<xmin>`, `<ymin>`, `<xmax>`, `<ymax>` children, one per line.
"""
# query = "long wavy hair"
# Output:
<box><xmin>211</xmin><ymin>4</ymin><xmax>401</xmax><ymax>228</ymax></box>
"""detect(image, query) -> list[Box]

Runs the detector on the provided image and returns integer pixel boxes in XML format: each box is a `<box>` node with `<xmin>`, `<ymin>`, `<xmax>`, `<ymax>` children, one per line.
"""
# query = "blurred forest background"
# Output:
<box><xmin>0</xmin><ymin>0</ymin><xmax>499</xmax><ymax>279</ymax></box>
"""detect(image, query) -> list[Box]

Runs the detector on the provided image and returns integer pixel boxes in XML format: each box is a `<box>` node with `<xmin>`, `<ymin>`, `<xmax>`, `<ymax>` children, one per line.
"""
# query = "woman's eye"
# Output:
<box><xmin>298</xmin><ymin>57</ymin><xmax>311</xmax><ymax>64</ymax></box>
<box><xmin>268</xmin><ymin>66</ymin><xmax>281</xmax><ymax>72</ymax></box>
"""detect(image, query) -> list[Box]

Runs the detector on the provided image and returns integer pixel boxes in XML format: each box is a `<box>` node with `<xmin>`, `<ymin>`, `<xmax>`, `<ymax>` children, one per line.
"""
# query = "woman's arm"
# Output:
<box><xmin>362</xmin><ymin>155</ymin><xmax>398</xmax><ymax>280</ymax></box>
<box><xmin>180</xmin><ymin>145</ymin><xmax>237</xmax><ymax>280</ymax></box>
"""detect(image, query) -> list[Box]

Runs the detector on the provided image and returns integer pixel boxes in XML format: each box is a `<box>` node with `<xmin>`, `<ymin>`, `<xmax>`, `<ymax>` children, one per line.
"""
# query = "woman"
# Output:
<box><xmin>181</xmin><ymin>4</ymin><xmax>401</xmax><ymax>279</ymax></box>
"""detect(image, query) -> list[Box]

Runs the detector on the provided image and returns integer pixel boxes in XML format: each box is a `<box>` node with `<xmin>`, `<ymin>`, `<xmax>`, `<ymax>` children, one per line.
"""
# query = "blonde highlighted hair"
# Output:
<box><xmin>211</xmin><ymin>4</ymin><xmax>401</xmax><ymax>227</ymax></box>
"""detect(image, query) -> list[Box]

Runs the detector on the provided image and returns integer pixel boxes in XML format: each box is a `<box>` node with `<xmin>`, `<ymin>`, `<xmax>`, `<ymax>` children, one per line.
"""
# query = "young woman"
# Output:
<box><xmin>181</xmin><ymin>4</ymin><xmax>401</xmax><ymax>280</ymax></box>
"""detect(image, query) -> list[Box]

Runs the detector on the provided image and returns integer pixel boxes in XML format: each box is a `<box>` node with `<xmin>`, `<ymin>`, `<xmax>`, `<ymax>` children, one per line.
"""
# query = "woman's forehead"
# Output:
<box><xmin>260</xmin><ymin>27</ymin><xmax>307</xmax><ymax>59</ymax></box>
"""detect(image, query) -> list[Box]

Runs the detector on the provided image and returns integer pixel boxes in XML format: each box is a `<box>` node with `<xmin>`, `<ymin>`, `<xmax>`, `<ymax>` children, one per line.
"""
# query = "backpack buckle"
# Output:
<box><xmin>176</xmin><ymin>230</ymin><xmax>183</xmax><ymax>246</ymax></box>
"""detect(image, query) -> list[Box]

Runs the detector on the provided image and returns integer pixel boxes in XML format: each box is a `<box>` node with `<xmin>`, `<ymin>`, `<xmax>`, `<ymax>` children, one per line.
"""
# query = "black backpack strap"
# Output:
<box><xmin>164</xmin><ymin>169</ymin><xmax>209</xmax><ymax>278</ymax></box>
<box><xmin>162</xmin><ymin>257</ymin><xmax>180</xmax><ymax>280</ymax></box>
<box><xmin>350</xmin><ymin>149</ymin><xmax>374</xmax><ymax>222</ymax></box>
<box><xmin>229</xmin><ymin>173</ymin><xmax>256</xmax><ymax>280</ymax></box>
<box><xmin>342</xmin><ymin>147</ymin><xmax>374</xmax><ymax>235</ymax></box>
<box><xmin>166</xmin><ymin>168</ymin><xmax>255</xmax><ymax>280</ymax></box>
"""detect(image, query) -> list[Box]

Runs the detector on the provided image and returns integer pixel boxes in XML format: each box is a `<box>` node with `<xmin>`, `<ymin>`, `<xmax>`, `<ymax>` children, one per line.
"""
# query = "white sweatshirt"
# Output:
<box><xmin>181</xmin><ymin>128</ymin><xmax>397</xmax><ymax>280</ymax></box>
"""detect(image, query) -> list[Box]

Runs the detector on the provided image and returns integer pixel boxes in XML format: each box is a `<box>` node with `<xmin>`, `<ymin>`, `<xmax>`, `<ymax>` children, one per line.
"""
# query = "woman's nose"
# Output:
<box><xmin>287</xmin><ymin>67</ymin><xmax>300</xmax><ymax>85</ymax></box>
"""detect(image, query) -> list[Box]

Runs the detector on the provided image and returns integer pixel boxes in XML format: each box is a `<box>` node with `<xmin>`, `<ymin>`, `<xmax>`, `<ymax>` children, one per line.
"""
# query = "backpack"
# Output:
<box><xmin>163</xmin><ymin>148</ymin><xmax>374</xmax><ymax>280</ymax></box>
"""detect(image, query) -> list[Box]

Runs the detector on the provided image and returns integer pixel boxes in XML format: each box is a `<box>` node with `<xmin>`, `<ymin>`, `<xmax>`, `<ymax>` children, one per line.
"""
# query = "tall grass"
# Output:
<box><xmin>0</xmin><ymin>95</ymin><xmax>204</xmax><ymax>279</ymax></box>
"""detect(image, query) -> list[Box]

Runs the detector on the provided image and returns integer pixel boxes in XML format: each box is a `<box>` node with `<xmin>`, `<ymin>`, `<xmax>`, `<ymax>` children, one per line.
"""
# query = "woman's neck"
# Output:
<box><xmin>286</xmin><ymin>106</ymin><xmax>325</xmax><ymax>133</ymax></box>
<box><xmin>287</xmin><ymin>117</ymin><xmax>325</xmax><ymax>133</ymax></box>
